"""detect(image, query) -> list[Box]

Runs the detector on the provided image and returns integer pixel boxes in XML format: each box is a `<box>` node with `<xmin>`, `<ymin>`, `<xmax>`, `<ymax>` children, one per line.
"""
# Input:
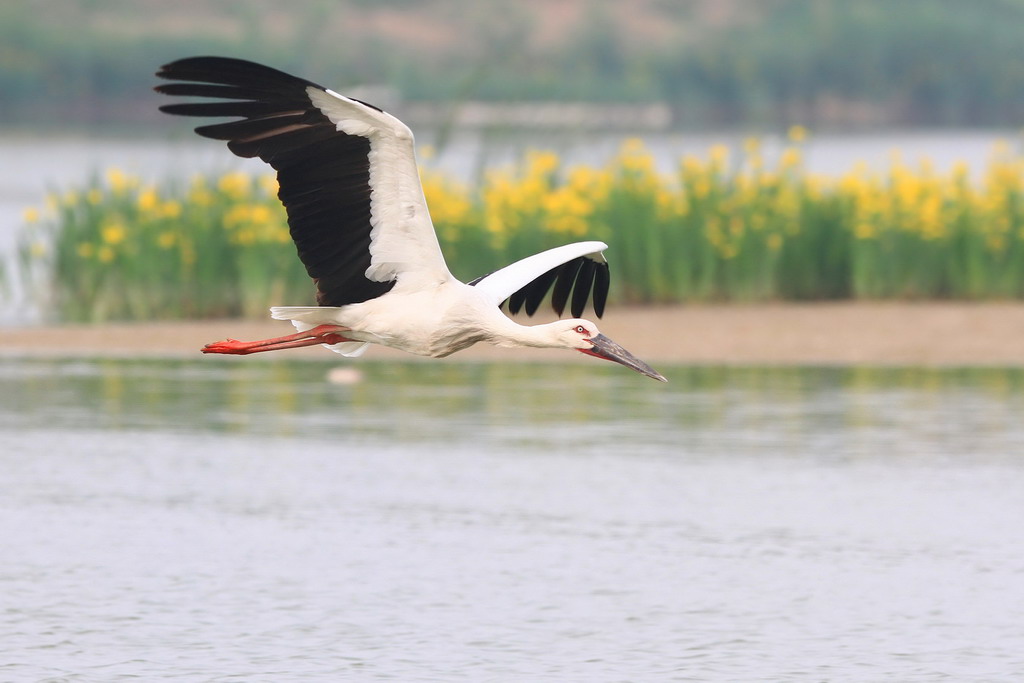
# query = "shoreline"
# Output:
<box><xmin>3</xmin><ymin>302</ymin><xmax>1024</xmax><ymax>366</ymax></box>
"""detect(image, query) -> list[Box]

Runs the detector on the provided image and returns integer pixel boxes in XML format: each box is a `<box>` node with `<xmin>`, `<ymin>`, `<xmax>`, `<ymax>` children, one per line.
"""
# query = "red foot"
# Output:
<box><xmin>202</xmin><ymin>339</ymin><xmax>253</xmax><ymax>355</ymax></box>
<box><xmin>201</xmin><ymin>324</ymin><xmax>352</xmax><ymax>355</ymax></box>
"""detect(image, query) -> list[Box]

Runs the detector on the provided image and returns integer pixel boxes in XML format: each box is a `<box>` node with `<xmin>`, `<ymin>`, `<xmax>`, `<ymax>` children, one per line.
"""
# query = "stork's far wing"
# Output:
<box><xmin>155</xmin><ymin>56</ymin><xmax>450</xmax><ymax>307</ymax></box>
<box><xmin>469</xmin><ymin>241</ymin><xmax>610</xmax><ymax>318</ymax></box>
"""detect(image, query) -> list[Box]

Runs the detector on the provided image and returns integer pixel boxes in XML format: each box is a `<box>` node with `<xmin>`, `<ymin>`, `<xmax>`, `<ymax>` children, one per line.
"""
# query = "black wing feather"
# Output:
<box><xmin>522</xmin><ymin>267</ymin><xmax>561</xmax><ymax>316</ymax></box>
<box><xmin>155</xmin><ymin>83</ymin><xmax>301</xmax><ymax>102</ymax></box>
<box><xmin>227</xmin><ymin>124</ymin><xmax>339</xmax><ymax>161</ymax></box>
<box><xmin>159</xmin><ymin>101</ymin><xmax>295</xmax><ymax>118</ymax></box>
<box><xmin>550</xmin><ymin>260</ymin><xmax>583</xmax><ymax>316</ymax></box>
<box><xmin>570</xmin><ymin>259</ymin><xmax>595</xmax><ymax>318</ymax></box>
<box><xmin>508</xmin><ymin>288</ymin><xmax>528</xmax><ymax>316</ymax></box>
<box><xmin>591</xmin><ymin>261</ymin><xmax>609</xmax><ymax>318</ymax></box>
<box><xmin>193</xmin><ymin>113</ymin><xmax>310</xmax><ymax>142</ymax></box>
<box><xmin>155</xmin><ymin>56</ymin><xmax>395</xmax><ymax>307</ymax></box>
<box><xmin>472</xmin><ymin>255</ymin><xmax>609</xmax><ymax>319</ymax></box>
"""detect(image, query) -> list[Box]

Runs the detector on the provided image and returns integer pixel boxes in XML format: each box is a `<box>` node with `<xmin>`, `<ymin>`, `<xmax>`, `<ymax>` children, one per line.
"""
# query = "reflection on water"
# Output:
<box><xmin>2</xmin><ymin>357</ymin><xmax>1024</xmax><ymax>680</ymax></box>
<box><xmin>4</xmin><ymin>357</ymin><xmax>1024</xmax><ymax>456</ymax></box>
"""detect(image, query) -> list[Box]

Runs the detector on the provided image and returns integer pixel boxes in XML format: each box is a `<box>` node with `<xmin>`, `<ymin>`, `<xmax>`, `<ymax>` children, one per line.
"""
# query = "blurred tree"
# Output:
<box><xmin>2</xmin><ymin>0</ymin><xmax>1022</xmax><ymax>130</ymax></box>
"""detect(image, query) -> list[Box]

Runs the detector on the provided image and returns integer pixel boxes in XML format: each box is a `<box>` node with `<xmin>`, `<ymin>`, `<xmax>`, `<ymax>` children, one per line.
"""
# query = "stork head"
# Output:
<box><xmin>554</xmin><ymin>319</ymin><xmax>667</xmax><ymax>382</ymax></box>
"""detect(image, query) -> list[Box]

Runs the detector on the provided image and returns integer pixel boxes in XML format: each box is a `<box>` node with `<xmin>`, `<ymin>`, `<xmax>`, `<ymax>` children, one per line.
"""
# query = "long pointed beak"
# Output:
<box><xmin>581</xmin><ymin>334</ymin><xmax>667</xmax><ymax>382</ymax></box>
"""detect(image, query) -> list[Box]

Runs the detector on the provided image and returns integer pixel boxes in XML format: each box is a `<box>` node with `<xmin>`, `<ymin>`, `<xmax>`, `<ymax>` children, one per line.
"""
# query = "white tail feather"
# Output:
<box><xmin>270</xmin><ymin>306</ymin><xmax>330</xmax><ymax>323</ymax></box>
<box><xmin>324</xmin><ymin>341</ymin><xmax>371</xmax><ymax>357</ymax></box>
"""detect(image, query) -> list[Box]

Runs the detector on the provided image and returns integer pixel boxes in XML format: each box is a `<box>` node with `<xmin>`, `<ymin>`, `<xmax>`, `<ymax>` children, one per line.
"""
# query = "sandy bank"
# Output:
<box><xmin>2</xmin><ymin>302</ymin><xmax>1024</xmax><ymax>366</ymax></box>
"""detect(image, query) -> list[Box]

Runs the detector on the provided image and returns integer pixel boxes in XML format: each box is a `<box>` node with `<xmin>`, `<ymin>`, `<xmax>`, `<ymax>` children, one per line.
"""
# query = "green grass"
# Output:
<box><xmin>15</xmin><ymin>138</ymin><xmax>1024</xmax><ymax>322</ymax></box>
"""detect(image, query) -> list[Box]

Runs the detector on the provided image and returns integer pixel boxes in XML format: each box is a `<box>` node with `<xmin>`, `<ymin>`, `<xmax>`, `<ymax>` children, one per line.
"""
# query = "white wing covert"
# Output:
<box><xmin>470</xmin><ymin>241</ymin><xmax>610</xmax><ymax>318</ymax></box>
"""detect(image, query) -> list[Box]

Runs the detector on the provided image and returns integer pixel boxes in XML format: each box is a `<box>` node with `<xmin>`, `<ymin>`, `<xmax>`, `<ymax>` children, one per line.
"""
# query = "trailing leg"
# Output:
<box><xmin>201</xmin><ymin>324</ymin><xmax>352</xmax><ymax>355</ymax></box>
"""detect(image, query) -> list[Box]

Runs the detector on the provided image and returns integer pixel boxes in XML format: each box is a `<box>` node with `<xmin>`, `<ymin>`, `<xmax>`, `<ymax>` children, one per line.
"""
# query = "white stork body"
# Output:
<box><xmin>156</xmin><ymin>57</ymin><xmax>665</xmax><ymax>381</ymax></box>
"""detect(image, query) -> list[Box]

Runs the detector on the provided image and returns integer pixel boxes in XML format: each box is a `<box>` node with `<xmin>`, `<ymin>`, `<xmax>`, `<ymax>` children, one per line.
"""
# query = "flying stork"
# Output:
<box><xmin>155</xmin><ymin>57</ymin><xmax>666</xmax><ymax>381</ymax></box>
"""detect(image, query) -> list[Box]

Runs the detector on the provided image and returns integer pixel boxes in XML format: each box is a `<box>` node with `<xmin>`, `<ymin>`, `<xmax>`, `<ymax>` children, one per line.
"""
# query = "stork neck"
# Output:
<box><xmin>486</xmin><ymin>315</ymin><xmax>561</xmax><ymax>349</ymax></box>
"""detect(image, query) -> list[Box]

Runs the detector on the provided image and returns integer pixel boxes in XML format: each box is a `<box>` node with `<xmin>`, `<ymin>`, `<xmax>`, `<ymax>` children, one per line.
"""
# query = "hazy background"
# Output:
<box><xmin>3</xmin><ymin>0</ymin><xmax>1023</xmax><ymax>135</ymax></box>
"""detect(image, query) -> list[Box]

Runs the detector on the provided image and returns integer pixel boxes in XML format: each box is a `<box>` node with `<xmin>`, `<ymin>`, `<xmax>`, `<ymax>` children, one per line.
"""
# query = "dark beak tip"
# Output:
<box><xmin>587</xmin><ymin>334</ymin><xmax>667</xmax><ymax>383</ymax></box>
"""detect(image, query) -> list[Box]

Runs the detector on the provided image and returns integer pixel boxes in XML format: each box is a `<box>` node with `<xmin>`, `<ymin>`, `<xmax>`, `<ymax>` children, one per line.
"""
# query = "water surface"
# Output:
<box><xmin>2</xmin><ymin>358</ymin><xmax>1024</xmax><ymax>680</ymax></box>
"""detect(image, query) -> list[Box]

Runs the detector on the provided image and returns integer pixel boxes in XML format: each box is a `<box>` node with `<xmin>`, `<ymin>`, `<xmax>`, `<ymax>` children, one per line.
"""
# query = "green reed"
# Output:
<box><xmin>16</xmin><ymin>134</ymin><xmax>1024</xmax><ymax>322</ymax></box>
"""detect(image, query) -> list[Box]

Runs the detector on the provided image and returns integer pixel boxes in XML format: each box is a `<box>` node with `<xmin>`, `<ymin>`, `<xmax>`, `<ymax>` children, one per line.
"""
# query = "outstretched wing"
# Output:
<box><xmin>155</xmin><ymin>56</ymin><xmax>450</xmax><ymax>307</ymax></box>
<box><xmin>469</xmin><ymin>241</ymin><xmax>610</xmax><ymax>318</ymax></box>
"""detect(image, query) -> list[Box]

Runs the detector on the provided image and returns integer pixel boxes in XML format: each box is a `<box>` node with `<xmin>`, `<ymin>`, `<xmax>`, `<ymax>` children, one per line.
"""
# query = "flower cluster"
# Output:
<box><xmin>19</xmin><ymin>169</ymin><xmax>303</xmax><ymax>320</ymax></box>
<box><xmin>18</xmin><ymin>133</ymin><xmax>1024</xmax><ymax>321</ymax></box>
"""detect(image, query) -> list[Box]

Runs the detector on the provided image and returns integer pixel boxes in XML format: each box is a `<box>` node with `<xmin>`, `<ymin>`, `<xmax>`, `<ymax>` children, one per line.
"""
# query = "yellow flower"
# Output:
<box><xmin>718</xmin><ymin>243</ymin><xmax>739</xmax><ymax>260</ymax></box>
<box><xmin>188</xmin><ymin>187</ymin><xmax>213</xmax><ymax>206</ymax></box>
<box><xmin>87</xmin><ymin>189</ymin><xmax>103</xmax><ymax>205</ymax></box>
<box><xmin>156</xmin><ymin>232</ymin><xmax>177</xmax><ymax>249</ymax></box>
<box><xmin>804</xmin><ymin>174</ymin><xmax>827</xmax><ymax>199</ymax></box>
<box><xmin>681</xmin><ymin>155</ymin><xmax>704</xmax><ymax>177</ymax></box>
<box><xmin>29</xmin><ymin>242</ymin><xmax>46</xmax><ymax>258</ymax></box>
<box><xmin>423</xmin><ymin>174</ymin><xmax>473</xmax><ymax>226</ymax></box>
<box><xmin>854</xmin><ymin>222</ymin><xmax>877</xmax><ymax>239</ymax></box>
<box><xmin>708</xmin><ymin>145</ymin><xmax>729</xmax><ymax>169</ymax></box>
<box><xmin>22</xmin><ymin>207</ymin><xmax>40</xmax><ymax>223</ymax></box>
<box><xmin>105</xmin><ymin>167</ymin><xmax>135</xmax><ymax>194</ymax></box>
<box><xmin>484</xmin><ymin>212</ymin><xmax>505</xmax><ymax>236</ymax></box>
<box><xmin>97</xmin><ymin>245</ymin><xmax>115</xmax><ymax>263</ymax></box>
<box><xmin>953</xmin><ymin>159</ymin><xmax>971</xmax><ymax>175</ymax></box>
<box><xmin>259</xmin><ymin>174</ymin><xmax>279</xmax><ymax>196</ymax></box>
<box><xmin>656</xmin><ymin>187</ymin><xmax>681</xmax><ymax>217</ymax></box>
<box><xmin>547</xmin><ymin>214</ymin><xmax>589</xmax><ymax>235</ymax></box>
<box><xmin>76</xmin><ymin>242</ymin><xmax>95</xmax><ymax>258</ymax></box>
<box><xmin>189</xmin><ymin>175</ymin><xmax>214</xmax><ymax>206</ymax></box>
<box><xmin>692</xmin><ymin>178</ymin><xmax>711</xmax><ymax>199</ymax></box>
<box><xmin>787</xmin><ymin>125</ymin><xmax>808</xmax><ymax>143</ymax></box>
<box><xmin>218</xmin><ymin>172</ymin><xmax>250</xmax><ymax>200</ymax></box>
<box><xmin>767</xmin><ymin>233</ymin><xmax>783</xmax><ymax>250</ymax></box>
<box><xmin>137</xmin><ymin>187</ymin><xmax>159</xmax><ymax>213</ymax></box>
<box><xmin>101</xmin><ymin>221</ymin><xmax>127</xmax><ymax>245</ymax></box>
<box><xmin>918</xmin><ymin>195</ymin><xmax>944</xmax><ymax>239</ymax></box>
<box><xmin>249</xmin><ymin>205</ymin><xmax>274</xmax><ymax>224</ymax></box>
<box><xmin>526</xmin><ymin>150</ymin><xmax>560</xmax><ymax>178</ymax></box>
<box><xmin>233</xmin><ymin>229</ymin><xmax>256</xmax><ymax>246</ymax></box>
<box><xmin>224</xmin><ymin>205</ymin><xmax>252</xmax><ymax>228</ymax></box>
<box><xmin>566</xmin><ymin>166</ymin><xmax>612</xmax><ymax>202</ymax></box>
<box><xmin>617</xmin><ymin>139</ymin><xmax>655</xmax><ymax>175</ymax></box>
<box><xmin>160</xmin><ymin>201</ymin><xmax>182</xmax><ymax>219</ymax></box>
<box><xmin>778</xmin><ymin>147</ymin><xmax>802</xmax><ymax>170</ymax></box>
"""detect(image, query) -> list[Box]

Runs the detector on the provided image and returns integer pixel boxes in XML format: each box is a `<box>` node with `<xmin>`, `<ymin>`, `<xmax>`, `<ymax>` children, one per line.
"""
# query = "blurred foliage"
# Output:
<box><xmin>19</xmin><ymin>171</ymin><xmax>308</xmax><ymax>320</ymax></box>
<box><xmin>16</xmin><ymin>136</ymin><xmax>1024</xmax><ymax>322</ymax></box>
<box><xmin>2</xmin><ymin>0</ymin><xmax>1023</xmax><ymax>130</ymax></box>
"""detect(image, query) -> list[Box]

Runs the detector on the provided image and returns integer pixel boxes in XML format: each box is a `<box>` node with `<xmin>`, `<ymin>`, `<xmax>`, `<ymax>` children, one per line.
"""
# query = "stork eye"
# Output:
<box><xmin>574</xmin><ymin>325</ymin><xmax>588</xmax><ymax>334</ymax></box>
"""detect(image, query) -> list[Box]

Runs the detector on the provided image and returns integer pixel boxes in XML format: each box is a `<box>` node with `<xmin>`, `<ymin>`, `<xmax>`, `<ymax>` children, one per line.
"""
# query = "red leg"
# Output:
<box><xmin>202</xmin><ymin>324</ymin><xmax>353</xmax><ymax>355</ymax></box>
